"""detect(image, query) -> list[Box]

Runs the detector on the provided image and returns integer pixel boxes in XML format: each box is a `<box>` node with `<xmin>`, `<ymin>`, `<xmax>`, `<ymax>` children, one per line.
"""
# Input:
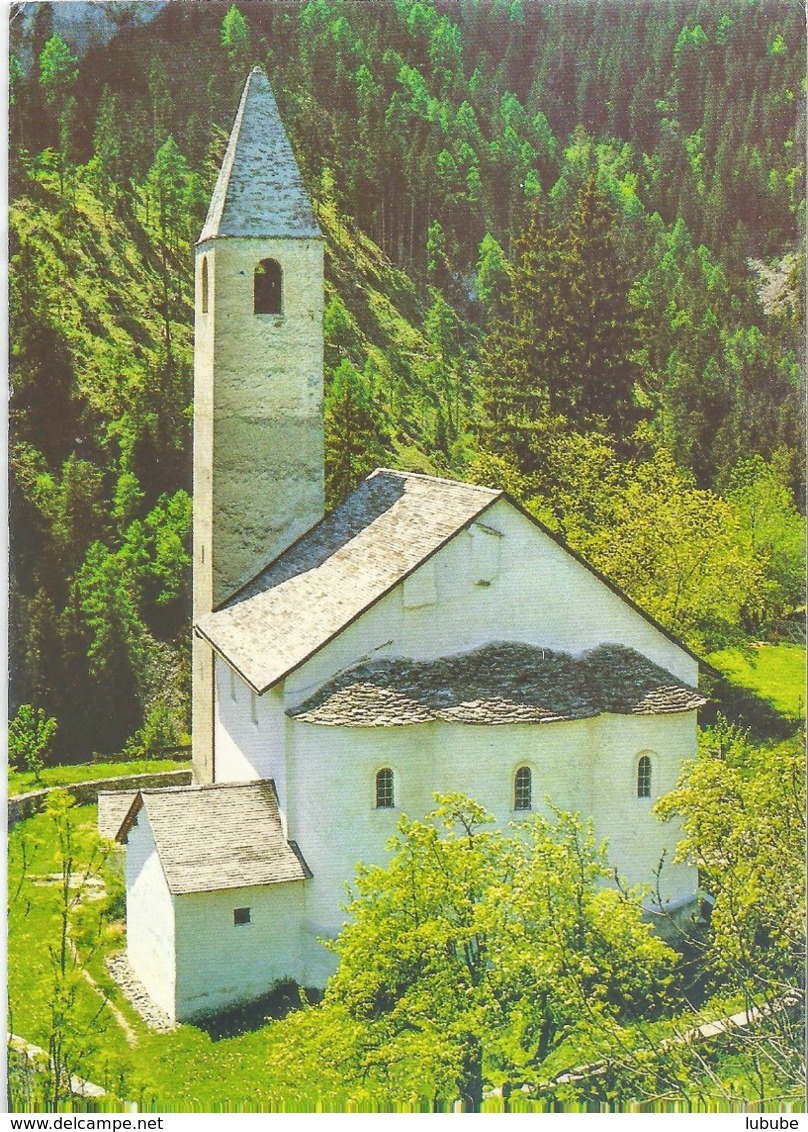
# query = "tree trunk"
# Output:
<box><xmin>459</xmin><ymin>1037</ymin><xmax>484</xmax><ymax>1113</ymax></box>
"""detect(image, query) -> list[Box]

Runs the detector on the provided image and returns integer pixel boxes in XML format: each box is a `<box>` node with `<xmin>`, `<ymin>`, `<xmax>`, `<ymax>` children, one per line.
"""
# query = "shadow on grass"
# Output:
<box><xmin>699</xmin><ymin>675</ymin><xmax>801</xmax><ymax>743</ymax></box>
<box><xmin>197</xmin><ymin>981</ymin><xmax>324</xmax><ymax>1041</ymax></box>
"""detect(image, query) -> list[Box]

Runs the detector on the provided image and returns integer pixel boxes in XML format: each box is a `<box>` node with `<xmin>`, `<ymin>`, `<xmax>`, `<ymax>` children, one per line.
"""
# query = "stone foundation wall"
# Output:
<box><xmin>7</xmin><ymin>770</ymin><xmax>193</xmax><ymax>830</ymax></box>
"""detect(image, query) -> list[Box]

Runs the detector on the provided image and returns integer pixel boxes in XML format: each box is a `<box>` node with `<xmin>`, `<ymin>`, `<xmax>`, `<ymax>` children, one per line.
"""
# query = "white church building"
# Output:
<box><xmin>102</xmin><ymin>69</ymin><xmax>703</xmax><ymax>1024</ymax></box>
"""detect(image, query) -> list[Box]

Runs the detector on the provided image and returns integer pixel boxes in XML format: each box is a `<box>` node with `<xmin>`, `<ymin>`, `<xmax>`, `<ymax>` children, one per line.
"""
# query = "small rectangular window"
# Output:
<box><xmin>234</xmin><ymin>907</ymin><xmax>251</xmax><ymax>926</ymax></box>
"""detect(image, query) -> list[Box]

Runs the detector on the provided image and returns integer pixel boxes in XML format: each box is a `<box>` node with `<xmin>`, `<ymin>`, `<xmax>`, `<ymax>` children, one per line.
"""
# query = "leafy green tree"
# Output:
<box><xmin>478</xmin><ymin>201</ymin><xmax>565</xmax><ymax>474</ymax></box>
<box><xmin>144</xmin><ymin>136</ymin><xmax>196</xmax><ymax>249</ymax></box>
<box><xmin>562</xmin><ymin>172</ymin><xmax>642</xmax><ymax>441</ymax></box>
<box><xmin>582</xmin><ymin>449</ymin><xmax>764</xmax><ymax>650</ymax></box>
<box><xmin>479</xmin><ymin>174</ymin><xmax>642</xmax><ymax>466</ymax></box>
<box><xmin>33</xmin><ymin>455</ymin><xmax>107</xmax><ymax>582</ymax></box>
<box><xmin>56</xmin><ymin>95</ymin><xmax>80</xmax><ymax>201</ymax></box>
<box><xmin>9</xmin><ymin>239</ymin><xmax>78</xmax><ymax>468</ymax></box>
<box><xmin>9</xmin><ymin>53</ymin><xmax>28</xmax><ymax>175</ymax></box>
<box><xmin>8</xmin><ymin>704</ymin><xmax>58</xmax><ymax>782</ymax></box>
<box><xmin>147</xmin><ymin>56</ymin><xmax>174</xmax><ymax>155</ymax></box>
<box><xmin>475</xmin><ymin>232</ymin><xmax>508</xmax><ymax>321</ymax></box>
<box><xmin>111</xmin><ymin>470</ymin><xmax>145</xmax><ymax>537</ymax></box>
<box><xmin>523</xmin><ymin>426</ymin><xmax>630</xmax><ymax>544</ymax></box>
<box><xmin>91</xmin><ymin>86</ymin><xmax>126</xmax><ymax>213</ymax></box>
<box><xmin>726</xmin><ymin>456</ymin><xmax>806</xmax><ymax>634</ymax></box>
<box><xmin>286</xmin><ymin>796</ymin><xmax>676</xmax><ymax>1110</ymax></box>
<box><xmin>671</xmin><ymin>24</ymin><xmax>709</xmax><ymax>134</ymax></box>
<box><xmin>62</xmin><ymin>541</ymin><xmax>147</xmax><ymax>752</ymax></box>
<box><xmin>110</xmin><ymin>489</ymin><xmax>191</xmax><ymax>635</ymax></box>
<box><xmin>11</xmin><ymin>585</ymin><xmax>63</xmax><ymax>724</ymax></box>
<box><xmin>72</xmin><ymin>541</ymin><xmax>146</xmax><ymax>684</ymax></box>
<box><xmin>124</xmin><ymin>697</ymin><xmax>184</xmax><ymax>759</ymax></box>
<box><xmin>40</xmin><ymin>792</ymin><xmax>116</xmax><ymax>1108</ymax></box>
<box><xmin>423</xmin><ymin>292</ymin><xmax>468</xmax><ymax>448</ymax></box>
<box><xmin>656</xmin><ymin>723</ymin><xmax>806</xmax><ymax>1096</ymax></box>
<box><xmin>426</xmin><ymin>219</ymin><xmax>449</xmax><ymax>291</ymax></box>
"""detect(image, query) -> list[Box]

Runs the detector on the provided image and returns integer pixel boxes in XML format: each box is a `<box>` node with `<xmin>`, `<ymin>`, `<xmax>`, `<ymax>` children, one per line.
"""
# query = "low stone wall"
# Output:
<box><xmin>7</xmin><ymin>769</ymin><xmax>193</xmax><ymax>830</ymax></box>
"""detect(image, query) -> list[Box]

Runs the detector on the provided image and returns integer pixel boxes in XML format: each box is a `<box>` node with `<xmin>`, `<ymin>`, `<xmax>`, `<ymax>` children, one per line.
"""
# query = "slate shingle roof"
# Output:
<box><xmin>97</xmin><ymin>790</ymin><xmax>139</xmax><ymax>841</ymax></box>
<box><xmin>288</xmin><ymin>643</ymin><xmax>706</xmax><ymax>726</ymax></box>
<box><xmin>196</xmin><ymin>470</ymin><xmax>502</xmax><ymax>693</ymax></box>
<box><xmin>199</xmin><ymin>68</ymin><xmax>321</xmax><ymax>242</ymax></box>
<box><xmin>117</xmin><ymin>781</ymin><xmax>310</xmax><ymax>895</ymax></box>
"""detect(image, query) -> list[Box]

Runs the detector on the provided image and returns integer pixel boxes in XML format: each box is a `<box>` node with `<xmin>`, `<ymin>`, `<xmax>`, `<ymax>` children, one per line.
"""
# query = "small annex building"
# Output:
<box><xmin>103</xmin><ymin>69</ymin><xmax>704</xmax><ymax>1024</ymax></box>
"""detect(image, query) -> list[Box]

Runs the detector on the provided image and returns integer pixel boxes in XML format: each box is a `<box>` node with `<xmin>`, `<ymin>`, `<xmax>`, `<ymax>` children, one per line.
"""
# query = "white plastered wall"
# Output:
<box><xmin>173</xmin><ymin>880</ymin><xmax>306</xmax><ymax>1020</ymax></box>
<box><xmin>193</xmin><ymin>234</ymin><xmax>324</xmax><ymax>784</ymax></box>
<box><xmin>286</xmin><ymin>709</ymin><xmax>697</xmax><ymax>979</ymax></box>
<box><xmin>206</xmin><ymin>495</ymin><xmax>700</xmax><ymax>980</ymax></box>
<box><xmin>125</xmin><ymin>808</ymin><xmax>176</xmax><ymax>1020</ymax></box>
<box><xmin>214</xmin><ymin>659</ymin><xmax>288</xmax><ymax>816</ymax></box>
<box><xmin>194</xmin><ymin>235</ymin><xmax>324</xmax><ymax>609</ymax></box>
<box><xmin>283</xmin><ymin>498</ymin><xmax>698</xmax><ymax>710</ymax></box>
<box><xmin>590</xmin><ymin>711</ymin><xmax>696</xmax><ymax>907</ymax></box>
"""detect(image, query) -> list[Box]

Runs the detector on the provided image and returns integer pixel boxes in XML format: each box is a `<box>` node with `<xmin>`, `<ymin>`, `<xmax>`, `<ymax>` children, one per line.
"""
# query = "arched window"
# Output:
<box><xmin>201</xmin><ymin>257</ymin><xmax>209</xmax><ymax>313</ymax></box>
<box><xmin>637</xmin><ymin>755</ymin><xmax>652</xmax><ymax>798</ymax></box>
<box><xmin>254</xmin><ymin>258</ymin><xmax>282</xmax><ymax>314</ymax></box>
<box><xmin>514</xmin><ymin>766</ymin><xmax>532</xmax><ymax>811</ymax></box>
<box><xmin>375</xmin><ymin>768</ymin><xmax>394</xmax><ymax>809</ymax></box>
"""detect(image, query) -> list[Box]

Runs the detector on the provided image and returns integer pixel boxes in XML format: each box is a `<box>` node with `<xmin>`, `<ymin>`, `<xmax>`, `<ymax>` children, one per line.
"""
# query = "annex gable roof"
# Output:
<box><xmin>199</xmin><ymin>67</ymin><xmax>321</xmax><ymax>242</ymax></box>
<box><xmin>116</xmin><ymin>781</ymin><xmax>310</xmax><ymax>895</ymax></box>
<box><xmin>195</xmin><ymin>469</ymin><xmax>702</xmax><ymax>696</ymax></box>
<box><xmin>98</xmin><ymin>790</ymin><xmax>139</xmax><ymax>841</ymax></box>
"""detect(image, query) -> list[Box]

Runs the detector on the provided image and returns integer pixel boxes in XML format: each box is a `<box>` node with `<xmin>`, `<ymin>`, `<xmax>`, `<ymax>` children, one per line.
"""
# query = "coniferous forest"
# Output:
<box><xmin>7</xmin><ymin>1</ymin><xmax>807</xmax><ymax>1112</ymax></box>
<box><xmin>8</xmin><ymin>1</ymin><xmax>805</xmax><ymax>758</ymax></box>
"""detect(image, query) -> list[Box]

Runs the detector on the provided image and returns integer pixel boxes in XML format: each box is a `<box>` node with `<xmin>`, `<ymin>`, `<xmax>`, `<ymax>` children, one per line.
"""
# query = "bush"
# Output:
<box><xmin>8</xmin><ymin>704</ymin><xmax>58</xmax><ymax>782</ymax></box>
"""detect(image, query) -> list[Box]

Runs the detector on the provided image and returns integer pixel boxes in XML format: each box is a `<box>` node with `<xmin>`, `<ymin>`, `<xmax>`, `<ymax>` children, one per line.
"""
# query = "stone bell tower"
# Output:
<box><xmin>192</xmin><ymin>68</ymin><xmax>324</xmax><ymax>783</ymax></box>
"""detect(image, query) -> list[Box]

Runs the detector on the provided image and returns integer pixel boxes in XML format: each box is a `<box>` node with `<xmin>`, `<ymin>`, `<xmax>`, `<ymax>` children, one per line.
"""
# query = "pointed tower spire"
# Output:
<box><xmin>192</xmin><ymin>69</ymin><xmax>324</xmax><ymax>784</ymax></box>
<box><xmin>200</xmin><ymin>67</ymin><xmax>320</xmax><ymax>241</ymax></box>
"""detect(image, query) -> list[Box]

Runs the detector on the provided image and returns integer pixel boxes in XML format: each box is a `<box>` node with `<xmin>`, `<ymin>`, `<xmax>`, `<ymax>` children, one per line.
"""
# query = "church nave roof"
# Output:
<box><xmin>196</xmin><ymin>469</ymin><xmax>502</xmax><ymax>693</ymax></box>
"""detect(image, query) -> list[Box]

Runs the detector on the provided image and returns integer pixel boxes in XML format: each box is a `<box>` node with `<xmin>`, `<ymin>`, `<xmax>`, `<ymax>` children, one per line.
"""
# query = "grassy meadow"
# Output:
<box><xmin>7</xmin><ymin>645</ymin><xmax>805</xmax><ymax>1112</ymax></box>
<box><xmin>706</xmin><ymin>643</ymin><xmax>806</xmax><ymax>722</ymax></box>
<box><xmin>8</xmin><ymin>756</ymin><xmax>191</xmax><ymax>798</ymax></box>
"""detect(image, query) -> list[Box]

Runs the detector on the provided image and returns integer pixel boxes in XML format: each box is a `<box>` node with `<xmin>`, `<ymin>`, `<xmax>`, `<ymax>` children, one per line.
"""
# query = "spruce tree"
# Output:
<box><xmin>562</xmin><ymin>172</ymin><xmax>642</xmax><ymax>442</ymax></box>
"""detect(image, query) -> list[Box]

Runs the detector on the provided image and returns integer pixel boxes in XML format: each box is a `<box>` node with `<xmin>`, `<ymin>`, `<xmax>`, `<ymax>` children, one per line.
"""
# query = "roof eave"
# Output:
<box><xmin>192</xmin><ymin>625</ymin><xmax>265</xmax><ymax>696</ymax></box>
<box><xmin>170</xmin><ymin>871</ymin><xmax>308</xmax><ymax>897</ymax></box>
<box><xmin>115</xmin><ymin>791</ymin><xmax>145</xmax><ymax>844</ymax></box>
<box><xmin>195</xmin><ymin>229</ymin><xmax>324</xmax><ymax>248</ymax></box>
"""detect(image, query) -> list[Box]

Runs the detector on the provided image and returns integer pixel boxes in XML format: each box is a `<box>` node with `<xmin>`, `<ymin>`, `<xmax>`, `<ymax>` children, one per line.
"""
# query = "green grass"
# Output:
<box><xmin>8</xmin><ymin>804</ymin><xmax>361</xmax><ymax>1112</ymax></box>
<box><xmin>706</xmin><ymin>643</ymin><xmax>806</xmax><ymax>721</ymax></box>
<box><xmin>10</xmin><ymin>801</ymin><xmax>804</xmax><ymax>1113</ymax></box>
<box><xmin>8</xmin><ymin>756</ymin><xmax>191</xmax><ymax>797</ymax></box>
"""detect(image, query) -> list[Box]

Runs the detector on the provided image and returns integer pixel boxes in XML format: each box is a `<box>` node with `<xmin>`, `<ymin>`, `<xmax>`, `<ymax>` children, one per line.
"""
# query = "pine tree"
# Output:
<box><xmin>477</xmin><ymin>201</ymin><xmax>569</xmax><ymax>475</ymax></box>
<box><xmin>221</xmin><ymin>5</ymin><xmax>251</xmax><ymax>67</ymax></box>
<box><xmin>325</xmin><ymin>361</ymin><xmax>388</xmax><ymax>508</ymax></box>
<box><xmin>562</xmin><ymin>172</ymin><xmax>642</xmax><ymax>441</ymax></box>
<box><xmin>38</xmin><ymin>34</ymin><xmax>77</xmax><ymax>108</ymax></box>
